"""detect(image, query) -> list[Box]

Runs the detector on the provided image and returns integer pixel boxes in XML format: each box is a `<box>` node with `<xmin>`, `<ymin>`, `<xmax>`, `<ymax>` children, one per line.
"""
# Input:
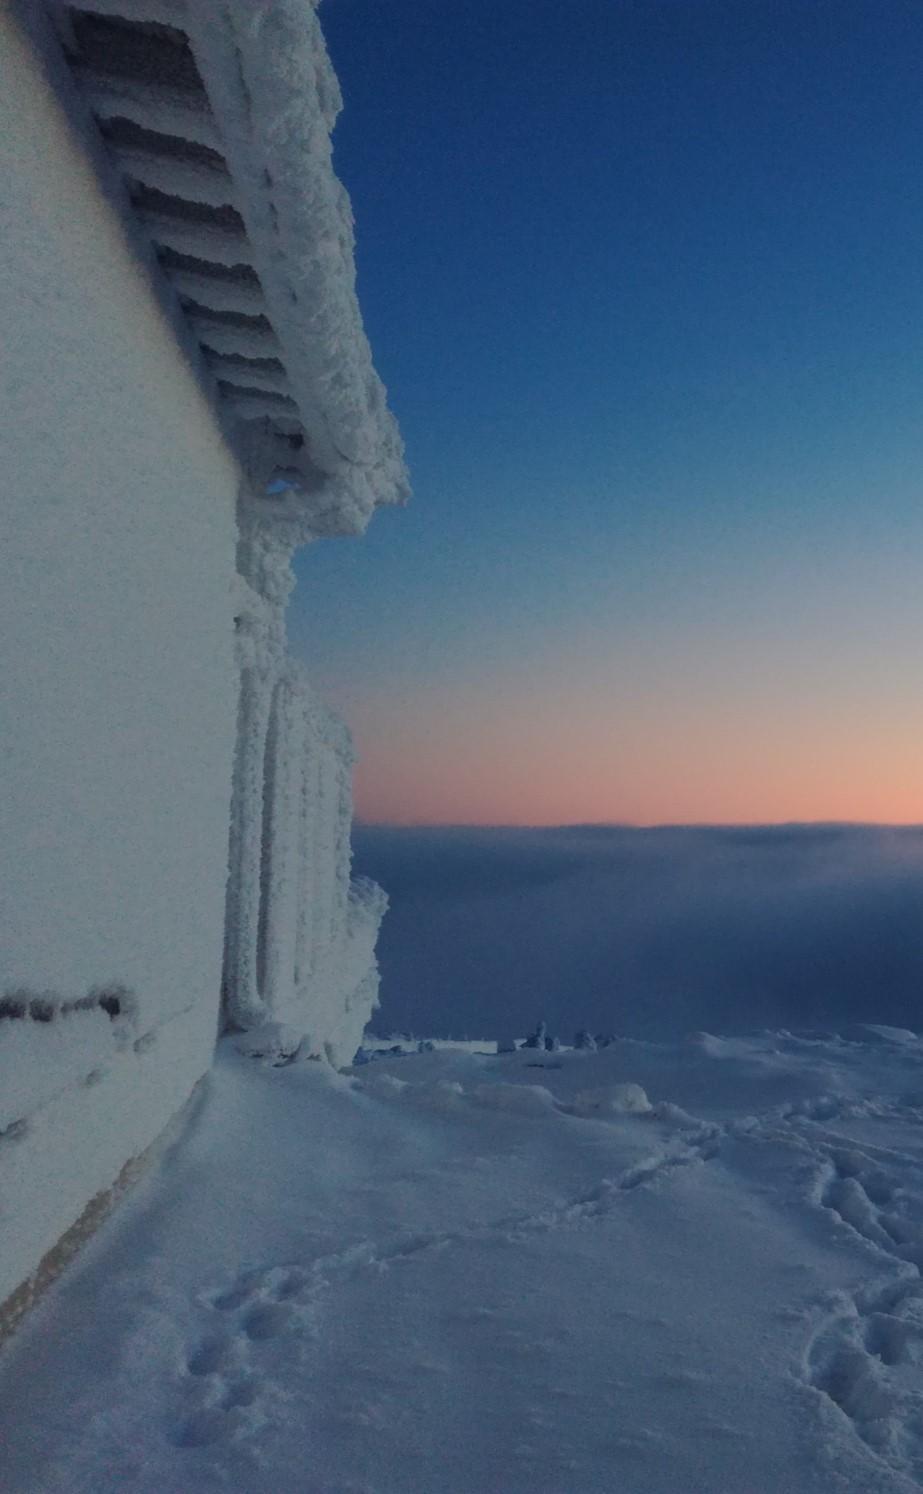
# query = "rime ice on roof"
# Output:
<box><xmin>56</xmin><ymin>0</ymin><xmax>409</xmax><ymax>538</ymax></box>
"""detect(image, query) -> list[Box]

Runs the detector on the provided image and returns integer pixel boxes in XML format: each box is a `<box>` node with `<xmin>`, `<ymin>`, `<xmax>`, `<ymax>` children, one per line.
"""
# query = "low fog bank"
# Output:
<box><xmin>352</xmin><ymin>824</ymin><xmax>923</xmax><ymax>1041</ymax></box>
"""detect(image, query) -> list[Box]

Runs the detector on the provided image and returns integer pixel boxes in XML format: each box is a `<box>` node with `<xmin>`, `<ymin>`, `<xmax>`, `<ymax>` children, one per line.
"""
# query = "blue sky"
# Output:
<box><xmin>290</xmin><ymin>0</ymin><xmax>923</xmax><ymax>825</ymax></box>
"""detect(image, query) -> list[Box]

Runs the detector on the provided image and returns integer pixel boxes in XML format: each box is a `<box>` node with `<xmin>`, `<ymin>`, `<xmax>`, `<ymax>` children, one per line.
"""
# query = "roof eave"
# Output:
<box><xmin>36</xmin><ymin>0</ymin><xmax>409</xmax><ymax>533</ymax></box>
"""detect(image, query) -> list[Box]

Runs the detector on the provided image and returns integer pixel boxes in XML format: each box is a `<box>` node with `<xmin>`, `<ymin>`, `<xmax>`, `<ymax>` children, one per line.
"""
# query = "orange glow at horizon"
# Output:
<box><xmin>347</xmin><ymin>672</ymin><xmax>923</xmax><ymax>828</ymax></box>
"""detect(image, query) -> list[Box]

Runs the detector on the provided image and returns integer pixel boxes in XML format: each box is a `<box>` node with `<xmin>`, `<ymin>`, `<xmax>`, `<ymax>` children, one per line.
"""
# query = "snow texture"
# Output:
<box><xmin>571</xmin><ymin>1081</ymin><xmax>653</xmax><ymax>1115</ymax></box>
<box><xmin>4</xmin><ymin>1029</ymin><xmax>923</xmax><ymax>1492</ymax></box>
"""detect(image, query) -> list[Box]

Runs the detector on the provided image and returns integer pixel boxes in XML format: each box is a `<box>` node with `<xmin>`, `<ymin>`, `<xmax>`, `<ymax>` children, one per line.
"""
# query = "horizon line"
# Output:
<box><xmin>354</xmin><ymin>817</ymin><xmax>923</xmax><ymax>833</ymax></box>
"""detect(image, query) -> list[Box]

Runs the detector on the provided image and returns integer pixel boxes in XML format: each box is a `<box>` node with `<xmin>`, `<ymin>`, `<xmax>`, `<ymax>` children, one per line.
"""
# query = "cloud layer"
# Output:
<box><xmin>354</xmin><ymin>824</ymin><xmax>923</xmax><ymax>1041</ymax></box>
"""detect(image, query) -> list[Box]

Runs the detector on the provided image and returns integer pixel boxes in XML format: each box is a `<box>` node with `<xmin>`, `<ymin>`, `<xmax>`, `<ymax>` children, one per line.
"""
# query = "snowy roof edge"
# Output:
<box><xmin>36</xmin><ymin>0</ymin><xmax>409</xmax><ymax>540</ymax></box>
<box><xmin>183</xmin><ymin>1</ymin><xmax>410</xmax><ymax>531</ymax></box>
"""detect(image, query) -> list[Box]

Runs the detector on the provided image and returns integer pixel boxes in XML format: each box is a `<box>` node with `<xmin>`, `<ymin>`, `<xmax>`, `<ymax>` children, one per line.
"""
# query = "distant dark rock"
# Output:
<box><xmin>523</xmin><ymin>1021</ymin><xmax>547</xmax><ymax>1050</ymax></box>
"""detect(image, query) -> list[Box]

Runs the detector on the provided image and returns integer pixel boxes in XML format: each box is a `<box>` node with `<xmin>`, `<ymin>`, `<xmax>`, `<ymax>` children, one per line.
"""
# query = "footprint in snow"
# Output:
<box><xmin>804</xmin><ymin>1137</ymin><xmax>923</xmax><ymax>1481</ymax></box>
<box><xmin>172</xmin><ymin>1263</ymin><xmax>311</xmax><ymax>1448</ymax></box>
<box><xmin>243</xmin><ymin>1301</ymin><xmax>296</xmax><ymax>1340</ymax></box>
<box><xmin>168</xmin><ymin>1137</ymin><xmax>724</xmax><ymax>1454</ymax></box>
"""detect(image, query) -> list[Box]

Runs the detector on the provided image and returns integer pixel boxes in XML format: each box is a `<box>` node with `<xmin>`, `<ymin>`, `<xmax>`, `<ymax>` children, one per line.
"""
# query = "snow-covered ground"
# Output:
<box><xmin>4</xmin><ymin>1027</ymin><xmax>923</xmax><ymax>1491</ymax></box>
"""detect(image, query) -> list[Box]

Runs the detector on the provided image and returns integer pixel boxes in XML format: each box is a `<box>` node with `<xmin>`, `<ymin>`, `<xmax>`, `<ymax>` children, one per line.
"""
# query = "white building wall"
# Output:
<box><xmin>0</xmin><ymin>12</ymin><xmax>240</xmax><ymax>1313</ymax></box>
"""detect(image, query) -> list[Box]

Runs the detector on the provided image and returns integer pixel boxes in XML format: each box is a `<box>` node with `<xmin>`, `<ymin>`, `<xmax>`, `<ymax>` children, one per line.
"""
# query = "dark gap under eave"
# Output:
<box><xmin>157</xmin><ymin>246</ymin><xmax>263</xmax><ymax>288</ymax></box>
<box><xmin>182</xmin><ymin>300</ymin><xmax>274</xmax><ymax>333</ymax></box>
<box><xmin>202</xmin><ymin>349</ymin><xmax>287</xmax><ymax>375</ymax></box>
<box><xmin>131</xmin><ymin>183</ymin><xmax>246</xmax><ymax>233</ymax></box>
<box><xmin>65</xmin><ymin>9</ymin><xmax>205</xmax><ymax>96</ymax></box>
<box><xmin>98</xmin><ymin>115</ymin><xmax>229</xmax><ymax>172</ymax></box>
<box><xmin>218</xmin><ymin>382</ymin><xmax>299</xmax><ymax>409</ymax></box>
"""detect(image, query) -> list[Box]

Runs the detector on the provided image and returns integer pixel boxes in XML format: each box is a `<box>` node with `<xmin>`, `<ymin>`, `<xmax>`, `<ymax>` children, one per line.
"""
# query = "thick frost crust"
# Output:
<box><xmin>224</xmin><ymin>530</ymin><xmax>386</xmax><ymax>1066</ymax></box>
<box><xmin>185</xmin><ymin>1</ymin><xmax>408</xmax><ymax>531</ymax></box>
<box><xmin>57</xmin><ymin>0</ymin><xmax>409</xmax><ymax>537</ymax></box>
<box><xmin>223</xmin><ymin>644</ymin><xmax>386</xmax><ymax>1067</ymax></box>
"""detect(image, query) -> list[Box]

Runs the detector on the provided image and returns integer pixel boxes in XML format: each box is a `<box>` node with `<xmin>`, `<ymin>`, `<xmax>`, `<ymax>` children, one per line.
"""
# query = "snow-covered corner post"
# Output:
<box><xmin>222</xmin><ymin>504</ymin><xmax>388</xmax><ymax>1064</ymax></box>
<box><xmin>284</xmin><ymin>685</ymin><xmax>389</xmax><ymax>1067</ymax></box>
<box><xmin>222</xmin><ymin>516</ymin><xmax>292</xmax><ymax>1031</ymax></box>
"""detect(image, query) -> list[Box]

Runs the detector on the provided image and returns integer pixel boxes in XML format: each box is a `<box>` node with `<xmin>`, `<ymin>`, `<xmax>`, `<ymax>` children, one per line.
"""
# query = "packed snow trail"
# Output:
<box><xmin>3</xmin><ymin>1032</ymin><xmax>923</xmax><ymax>1491</ymax></box>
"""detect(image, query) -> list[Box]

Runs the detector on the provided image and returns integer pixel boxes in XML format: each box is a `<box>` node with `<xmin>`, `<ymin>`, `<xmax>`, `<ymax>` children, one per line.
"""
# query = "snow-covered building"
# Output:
<box><xmin>0</xmin><ymin>0</ymin><xmax>406</xmax><ymax>1335</ymax></box>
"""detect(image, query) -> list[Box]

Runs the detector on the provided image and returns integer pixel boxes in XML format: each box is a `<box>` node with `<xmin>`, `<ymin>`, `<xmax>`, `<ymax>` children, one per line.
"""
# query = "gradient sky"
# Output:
<box><xmin>289</xmin><ymin>0</ymin><xmax>923</xmax><ymax>826</ymax></box>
